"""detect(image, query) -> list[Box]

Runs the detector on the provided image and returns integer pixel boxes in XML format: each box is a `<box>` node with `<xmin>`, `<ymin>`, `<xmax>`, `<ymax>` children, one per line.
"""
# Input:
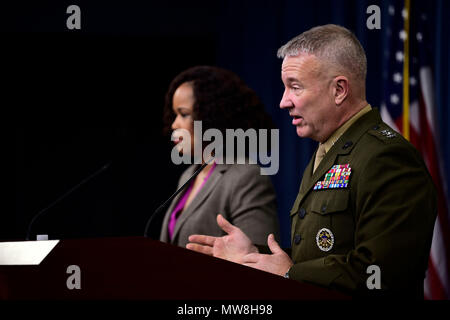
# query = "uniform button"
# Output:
<box><xmin>321</xmin><ymin>205</ymin><xmax>327</xmax><ymax>213</ymax></box>
<box><xmin>372</xmin><ymin>124</ymin><xmax>380</xmax><ymax>130</ymax></box>
<box><xmin>294</xmin><ymin>234</ymin><xmax>302</xmax><ymax>245</ymax></box>
<box><xmin>298</xmin><ymin>208</ymin><xmax>306</xmax><ymax>219</ymax></box>
<box><xmin>342</xmin><ymin>141</ymin><xmax>353</xmax><ymax>149</ymax></box>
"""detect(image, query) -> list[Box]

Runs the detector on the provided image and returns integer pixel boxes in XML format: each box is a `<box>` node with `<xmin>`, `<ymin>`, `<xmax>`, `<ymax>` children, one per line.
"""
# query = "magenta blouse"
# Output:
<box><xmin>168</xmin><ymin>162</ymin><xmax>217</xmax><ymax>240</ymax></box>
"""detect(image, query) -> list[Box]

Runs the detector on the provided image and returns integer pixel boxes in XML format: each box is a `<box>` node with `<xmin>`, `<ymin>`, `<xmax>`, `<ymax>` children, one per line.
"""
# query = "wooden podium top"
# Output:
<box><xmin>0</xmin><ymin>237</ymin><xmax>348</xmax><ymax>300</ymax></box>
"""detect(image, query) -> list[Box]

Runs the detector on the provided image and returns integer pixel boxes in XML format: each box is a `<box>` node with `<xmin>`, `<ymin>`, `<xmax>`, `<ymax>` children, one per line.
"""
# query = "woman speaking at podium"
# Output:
<box><xmin>160</xmin><ymin>66</ymin><xmax>279</xmax><ymax>248</ymax></box>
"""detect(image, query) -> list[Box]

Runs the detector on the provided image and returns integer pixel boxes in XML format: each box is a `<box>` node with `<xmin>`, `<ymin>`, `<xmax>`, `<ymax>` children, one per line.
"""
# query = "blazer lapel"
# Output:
<box><xmin>160</xmin><ymin>165</ymin><xmax>196</xmax><ymax>242</ymax></box>
<box><xmin>290</xmin><ymin>155</ymin><xmax>314</xmax><ymax>216</ymax></box>
<box><xmin>171</xmin><ymin>164</ymin><xmax>229</xmax><ymax>241</ymax></box>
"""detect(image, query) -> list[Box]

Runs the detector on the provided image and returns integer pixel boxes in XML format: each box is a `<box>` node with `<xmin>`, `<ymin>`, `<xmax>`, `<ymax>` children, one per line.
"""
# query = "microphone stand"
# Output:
<box><xmin>26</xmin><ymin>162</ymin><xmax>111</xmax><ymax>241</ymax></box>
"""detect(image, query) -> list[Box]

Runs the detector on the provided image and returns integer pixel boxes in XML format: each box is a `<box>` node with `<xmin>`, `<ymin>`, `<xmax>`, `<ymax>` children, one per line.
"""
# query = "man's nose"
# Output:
<box><xmin>279</xmin><ymin>91</ymin><xmax>292</xmax><ymax>110</ymax></box>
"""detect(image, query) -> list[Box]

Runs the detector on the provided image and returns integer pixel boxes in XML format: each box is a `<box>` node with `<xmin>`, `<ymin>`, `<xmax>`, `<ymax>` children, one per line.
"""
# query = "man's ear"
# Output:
<box><xmin>333</xmin><ymin>76</ymin><xmax>349</xmax><ymax>105</ymax></box>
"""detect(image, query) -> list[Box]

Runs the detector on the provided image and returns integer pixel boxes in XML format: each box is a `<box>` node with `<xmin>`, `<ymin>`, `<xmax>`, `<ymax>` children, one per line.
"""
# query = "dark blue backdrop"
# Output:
<box><xmin>10</xmin><ymin>0</ymin><xmax>450</xmax><ymax>245</ymax></box>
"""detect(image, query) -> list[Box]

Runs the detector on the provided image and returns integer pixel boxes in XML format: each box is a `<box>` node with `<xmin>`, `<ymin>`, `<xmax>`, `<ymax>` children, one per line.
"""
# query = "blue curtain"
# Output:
<box><xmin>215</xmin><ymin>0</ymin><xmax>450</xmax><ymax>247</ymax></box>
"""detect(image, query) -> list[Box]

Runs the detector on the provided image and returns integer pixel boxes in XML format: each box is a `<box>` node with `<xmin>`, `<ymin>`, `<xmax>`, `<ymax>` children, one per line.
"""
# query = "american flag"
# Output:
<box><xmin>380</xmin><ymin>0</ymin><xmax>450</xmax><ymax>299</ymax></box>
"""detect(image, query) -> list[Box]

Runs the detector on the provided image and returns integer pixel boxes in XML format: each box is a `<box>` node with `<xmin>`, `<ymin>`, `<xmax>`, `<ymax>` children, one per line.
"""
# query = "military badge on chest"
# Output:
<box><xmin>313</xmin><ymin>164</ymin><xmax>351</xmax><ymax>190</ymax></box>
<box><xmin>316</xmin><ymin>228</ymin><xmax>334</xmax><ymax>252</ymax></box>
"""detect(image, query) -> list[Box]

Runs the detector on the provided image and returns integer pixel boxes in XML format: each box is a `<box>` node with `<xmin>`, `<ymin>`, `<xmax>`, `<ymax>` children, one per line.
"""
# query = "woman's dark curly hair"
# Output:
<box><xmin>163</xmin><ymin>66</ymin><xmax>275</xmax><ymax>135</ymax></box>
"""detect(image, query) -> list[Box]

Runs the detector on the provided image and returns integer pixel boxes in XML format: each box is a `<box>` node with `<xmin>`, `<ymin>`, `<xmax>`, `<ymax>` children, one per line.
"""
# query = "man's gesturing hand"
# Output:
<box><xmin>186</xmin><ymin>214</ymin><xmax>258</xmax><ymax>264</ymax></box>
<box><xmin>242</xmin><ymin>233</ymin><xmax>293</xmax><ymax>277</ymax></box>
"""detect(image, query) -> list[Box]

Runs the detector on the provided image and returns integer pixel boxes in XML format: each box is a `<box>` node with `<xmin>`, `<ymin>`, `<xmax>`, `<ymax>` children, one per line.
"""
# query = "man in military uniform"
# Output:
<box><xmin>186</xmin><ymin>24</ymin><xmax>437</xmax><ymax>298</ymax></box>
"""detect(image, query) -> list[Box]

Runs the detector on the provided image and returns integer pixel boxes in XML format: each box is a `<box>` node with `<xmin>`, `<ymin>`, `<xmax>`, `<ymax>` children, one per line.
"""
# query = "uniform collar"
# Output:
<box><xmin>320</xmin><ymin>104</ymin><xmax>372</xmax><ymax>154</ymax></box>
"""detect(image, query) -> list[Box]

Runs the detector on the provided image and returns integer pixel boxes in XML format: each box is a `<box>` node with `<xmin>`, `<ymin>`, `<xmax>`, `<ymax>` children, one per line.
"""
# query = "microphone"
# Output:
<box><xmin>25</xmin><ymin>162</ymin><xmax>111</xmax><ymax>241</ymax></box>
<box><xmin>144</xmin><ymin>157</ymin><xmax>214</xmax><ymax>238</ymax></box>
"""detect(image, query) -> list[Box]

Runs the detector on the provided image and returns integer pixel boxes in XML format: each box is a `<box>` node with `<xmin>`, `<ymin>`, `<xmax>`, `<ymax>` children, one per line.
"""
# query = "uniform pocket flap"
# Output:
<box><xmin>310</xmin><ymin>189</ymin><xmax>350</xmax><ymax>215</ymax></box>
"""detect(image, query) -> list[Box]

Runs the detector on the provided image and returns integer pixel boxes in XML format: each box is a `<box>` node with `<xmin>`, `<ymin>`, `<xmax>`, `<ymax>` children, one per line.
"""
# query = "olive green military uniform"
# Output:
<box><xmin>288</xmin><ymin>107</ymin><xmax>437</xmax><ymax>298</ymax></box>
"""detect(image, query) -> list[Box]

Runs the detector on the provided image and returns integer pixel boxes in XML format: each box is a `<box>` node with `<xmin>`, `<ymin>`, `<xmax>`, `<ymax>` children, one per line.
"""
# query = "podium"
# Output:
<box><xmin>0</xmin><ymin>237</ymin><xmax>348</xmax><ymax>300</ymax></box>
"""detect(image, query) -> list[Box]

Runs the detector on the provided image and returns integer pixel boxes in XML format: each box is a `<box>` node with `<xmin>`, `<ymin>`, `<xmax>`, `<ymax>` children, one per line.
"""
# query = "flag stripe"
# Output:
<box><xmin>430</xmin><ymin>217</ymin><xmax>450</xmax><ymax>298</ymax></box>
<box><xmin>420</xmin><ymin>68</ymin><xmax>438</xmax><ymax>138</ymax></box>
<box><xmin>426</xmin><ymin>258</ymin><xmax>447</xmax><ymax>299</ymax></box>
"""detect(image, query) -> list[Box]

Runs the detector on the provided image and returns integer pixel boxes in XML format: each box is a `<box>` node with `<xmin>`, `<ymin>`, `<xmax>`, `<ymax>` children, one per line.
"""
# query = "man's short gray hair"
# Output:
<box><xmin>277</xmin><ymin>24</ymin><xmax>367</xmax><ymax>82</ymax></box>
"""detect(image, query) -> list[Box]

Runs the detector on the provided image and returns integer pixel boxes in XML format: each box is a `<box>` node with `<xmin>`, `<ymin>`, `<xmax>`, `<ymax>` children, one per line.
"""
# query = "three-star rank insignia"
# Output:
<box><xmin>316</xmin><ymin>228</ymin><xmax>334</xmax><ymax>252</ymax></box>
<box><xmin>379</xmin><ymin>129</ymin><xmax>397</xmax><ymax>138</ymax></box>
<box><xmin>313</xmin><ymin>164</ymin><xmax>351</xmax><ymax>190</ymax></box>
